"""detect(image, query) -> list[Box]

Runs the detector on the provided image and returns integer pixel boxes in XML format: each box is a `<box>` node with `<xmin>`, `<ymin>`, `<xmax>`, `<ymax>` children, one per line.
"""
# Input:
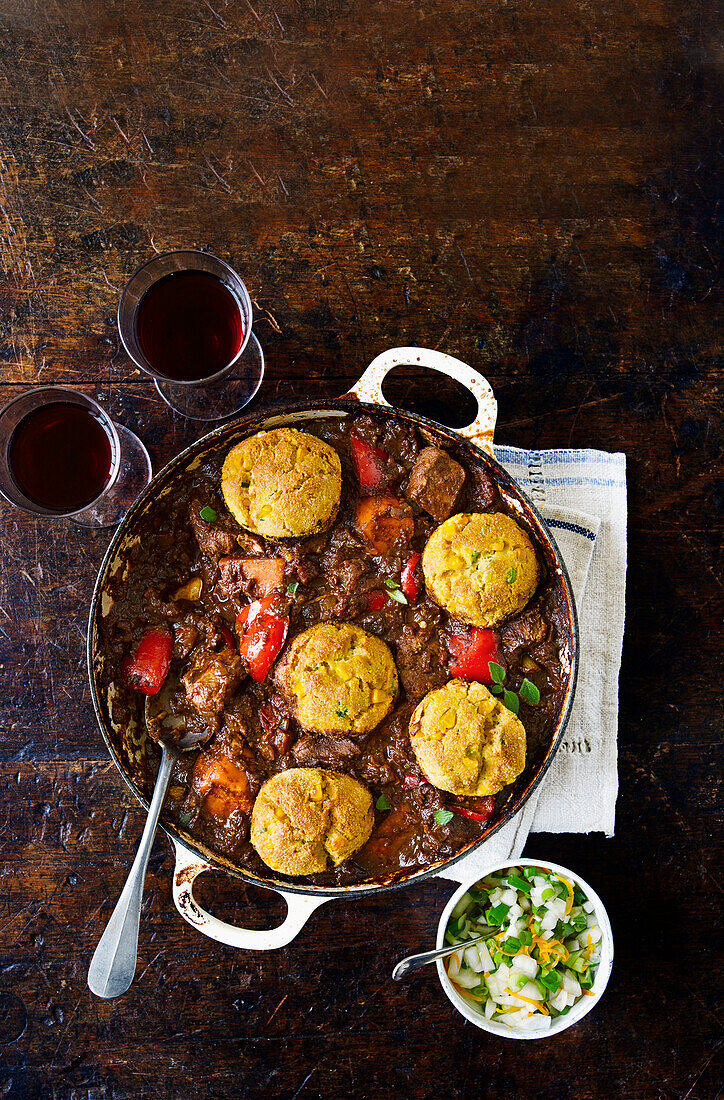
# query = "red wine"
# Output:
<box><xmin>9</xmin><ymin>402</ymin><xmax>113</xmax><ymax>512</ymax></box>
<box><xmin>135</xmin><ymin>270</ymin><xmax>245</xmax><ymax>382</ymax></box>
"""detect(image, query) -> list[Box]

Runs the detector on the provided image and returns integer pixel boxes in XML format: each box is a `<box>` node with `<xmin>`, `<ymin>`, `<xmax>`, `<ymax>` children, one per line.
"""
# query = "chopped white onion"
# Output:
<box><xmin>511</xmin><ymin>954</ymin><xmax>538</xmax><ymax>979</ymax></box>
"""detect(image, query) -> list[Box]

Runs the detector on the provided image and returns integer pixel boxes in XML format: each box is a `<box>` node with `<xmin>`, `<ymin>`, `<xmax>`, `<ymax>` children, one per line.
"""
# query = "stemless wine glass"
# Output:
<box><xmin>0</xmin><ymin>387</ymin><xmax>152</xmax><ymax>528</ymax></box>
<box><xmin>117</xmin><ymin>250</ymin><xmax>265</xmax><ymax>421</ymax></box>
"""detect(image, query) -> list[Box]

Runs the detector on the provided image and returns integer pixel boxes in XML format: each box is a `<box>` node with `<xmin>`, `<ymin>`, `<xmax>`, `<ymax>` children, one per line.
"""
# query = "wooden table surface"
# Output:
<box><xmin>0</xmin><ymin>1</ymin><xmax>721</xmax><ymax>1097</ymax></box>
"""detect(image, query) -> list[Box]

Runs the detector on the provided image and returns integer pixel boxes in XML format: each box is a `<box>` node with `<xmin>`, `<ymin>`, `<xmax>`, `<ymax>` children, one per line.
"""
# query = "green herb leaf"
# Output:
<box><xmin>336</xmin><ymin>704</ymin><xmax>349</xmax><ymax>719</ymax></box>
<box><xmin>178</xmin><ymin>810</ymin><xmax>193</xmax><ymax>829</ymax></box>
<box><xmin>199</xmin><ymin>506</ymin><xmax>217</xmax><ymax>523</ymax></box>
<box><xmin>539</xmin><ymin>970</ymin><xmax>562</xmax><ymax>991</ymax></box>
<box><xmin>434</xmin><ymin>808</ymin><xmax>454</xmax><ymax>826</ymax></box>
<box><xmin>376</xmin><ymin>794</ymin><xmax>391</xmax><ymax>811</ymax></box>
<box><xmin>487</xmin><ymin>902</ymin><xmax>510</xmax><ymax>925</ymax></box>
<box><xmin>519</xmin><ymin>678</ymin><xmax>541</xmax><ymax>705</ymax></box>
<box><xmin>488</xmin><ymin>661</ymin><xmax>506</xmax><ymax>684</ymax></box>
<box><xmin>503</xmin><ymin>689</ymin><xmax>520</xmax><ymax>715</ymax></box>
<box><xmin>471</xmin><ymin>550</ymin><xmax>481</xmax><ymax>565</ymax></box>
<box><xmin>287</xmin><ymin>581</ymin><xmax>300</xmax><ymax>596</ymax></box>
<box><xmin>505</xmin><ymin>566</ymin><xmax>517</xmax><ymax>584</ymax></box>
<box><xmin>490</xmin><ymin>684</ymin><xmax>503</xmax><ymax>695</ymax></box>
<box><xmin>387</xmin><ymin>587</ymin><xmax>409</xmax><ymax>605</ymax></box>
<box><xmin>507</xmin><ymin>873</ymin><xmax>532</xmax><ymax>894</ymax></box>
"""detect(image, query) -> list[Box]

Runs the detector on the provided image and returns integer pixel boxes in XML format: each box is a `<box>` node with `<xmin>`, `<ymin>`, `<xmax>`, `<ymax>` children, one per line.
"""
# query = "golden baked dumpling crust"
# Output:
<box><xmin>422</xmin><ymin>512</ymin><xmax>539</xmax><ymax>627</ymax></box>
<box><xmin>221</xmin><ymin>428</ymin><xmax>342</xmax><ymax>538</ymax></box>
<box><xmin>250</xmin><ymin>767</ymin><xmax>374</xmax><ymax>876</ymax></box>
<box><xmin>274</xmin><ymin>622</ymin><xmax>398</xmax><ymax>735</ymax></box>
<box><xmin>409</xmin><ymin>678</ymin><xmax>526</xmax><ymax>796</ymax></box>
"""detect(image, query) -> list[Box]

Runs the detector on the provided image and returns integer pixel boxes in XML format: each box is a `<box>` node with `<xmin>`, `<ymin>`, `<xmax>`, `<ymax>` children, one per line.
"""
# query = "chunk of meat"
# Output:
<box><xmin>396</xmin><ymin>625</ymin><xmax>448</xmax><ymax>700</ymax></box>
<box><xmin>469</xmin><ymin>465</ymin><xmax>497</xmax><ymax>510</ymax></box>
<box><xmin>355</xmin><ymin>495</ymin><xmax>415</xmax><ymax>554</ymax></box>
<box><xmin>501</xmin><ymin>608</ymin><xmax>548</xmax><ymax>660</ymax></box>
<box><xmin>291</xmin><ymin>734</ymin><xmax>360</xmax><ymax>769</ymax></box>
<box><xmin>182</xmin><ymin>645</ymin><xmax>245</xmax><ymax>718</ymax></box>
<box><xmin>172</xmin><ymin>614</ymin><xmax>200</xmax><ymax>660</ymax></box>
<box><xmin>189</xmin><ymin>498</ymin><xmax>239</xmax><ymax>558</ymax></box>
<box><xmin>405</xmin><ymin>446</ymin><xmax>465</xmax><ymax>521</ymax></box>
<box><xmin>256</xmin><ymin>701</ymin><xmax>293</xmax><ymax>761</ymax></box>
<box><xmin>218</xmin><ymin>556</ymin><xmax>285</xmax><ymax>599</ymax></box>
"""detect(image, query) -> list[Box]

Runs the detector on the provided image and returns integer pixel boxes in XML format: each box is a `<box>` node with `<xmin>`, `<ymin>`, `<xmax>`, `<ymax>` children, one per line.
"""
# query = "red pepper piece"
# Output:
<box><xmin>366</xmin><ymin>591</ymin><xmax>388</xmax><ymax>611</ymax></box>
<box><xmin>451</xmin><ymin>796</ymin><xmax>496</xmax><ymax>822</ymax></box>
<box><xmin>236</xmin><ymin>595</ymin><xmax>289</xmax><ymax>682</ymax></box>
<box><xmin>123</xmin><ymin>629</ymin><xmax>173</xmax><ymax>695</ymax></box>
<box><xmin>350</xmin><ymin>431</ymin><xmax>389</xmax><ymax>492</ymax></box>
<box><xmin>400</xmin><ymin>551</ymin><xmax>422</xmax><ymax>602</ymax></box>
<box><xmin>447</xmin><ymin>627</ymin><xmax>501</xmax><ymax>682</ymax></box>
<box><xmin>235</xmin><ymin>594</ymin><xmax>281</xmax><ymax>634</ymax></box>
<box><xmin>239</xmin><ymin>615</ymin><xmax>288</xmax><ymax>682</ymax></box>
<box><xmin>403</xmin><ymin>774</ymin><xmax>426</xmax><ymax>789</ymax></box>
<box><xmin>219</xmin><ymin>622</ymin><xmax>235</xmax><ymax>650</ymax></box>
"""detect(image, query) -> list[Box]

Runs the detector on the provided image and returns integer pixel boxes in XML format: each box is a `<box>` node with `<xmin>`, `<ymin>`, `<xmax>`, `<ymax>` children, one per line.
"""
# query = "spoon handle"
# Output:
<box><xmin>88</xmin><ymin>745</ymin><xmax>176</xmax><ymax>999</ymax></box>
<box><xmin>392</xmin><ymin>928</ymin><xmax>498</xmax><ymax>981</ymax></box>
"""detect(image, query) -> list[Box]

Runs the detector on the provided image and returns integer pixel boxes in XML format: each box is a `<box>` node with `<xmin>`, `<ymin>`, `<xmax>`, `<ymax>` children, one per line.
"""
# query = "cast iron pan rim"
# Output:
<box><xmin>87</xmin><ymin>397</ymin><xmax>579</xmax><ymax>898</ymax></box>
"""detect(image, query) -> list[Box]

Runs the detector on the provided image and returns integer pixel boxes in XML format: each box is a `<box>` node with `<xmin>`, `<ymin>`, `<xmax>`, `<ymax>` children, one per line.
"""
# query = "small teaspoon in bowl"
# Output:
<box><xmin>88</xmin><ymin>682</ymin><xmax>210</xmax><ymax>1000</ymax></box>
<box><xmin>392</xmin><ymin>926</ymin><xmax>501</xmax><ymax>981</ymax></box>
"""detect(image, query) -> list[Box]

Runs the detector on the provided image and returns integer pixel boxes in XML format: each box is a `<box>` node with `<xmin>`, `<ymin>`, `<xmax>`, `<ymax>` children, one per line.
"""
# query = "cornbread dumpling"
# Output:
<box><xmin>422</xmin><ymin>512</ymin><xmax>539</xmax><ymax>627</ymax></box>
<box><xmin>221</xmin><ymin>428</ymin><xmax>342</xmax><ymax>538</ymax></box>
<box><xmin>250</xmin><ymin>767</ymin><xmax>374</xmax><ymax>875</ymax></box>
<box><xmin>409</xmin><ymin>678</ymin><xmax>526</xmax><ymax>796</ymax></box>
<box><xmin>275</xmin><ymin>623</ymin><xmax>398</xmax><ymax>735</ymax></box>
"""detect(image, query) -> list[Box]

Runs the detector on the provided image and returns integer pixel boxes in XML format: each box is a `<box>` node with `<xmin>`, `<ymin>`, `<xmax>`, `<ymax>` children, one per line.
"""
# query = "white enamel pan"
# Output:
<box><xmin>88</xmin><ymin>348</ymin><xmax>578</xmax><ymax>951</ymax></box>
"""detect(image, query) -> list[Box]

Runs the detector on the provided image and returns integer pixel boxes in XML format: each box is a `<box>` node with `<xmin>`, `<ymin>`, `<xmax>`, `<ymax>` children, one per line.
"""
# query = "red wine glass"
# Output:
<box><xmin>0</xmin><ymin>387</ymin><xmax>152</xmax><ymax>528</ymax></box>
<box><xmin>117</xmin><ymin>250</ymin><xmax>264</xmax><ymax>421</ymax></box>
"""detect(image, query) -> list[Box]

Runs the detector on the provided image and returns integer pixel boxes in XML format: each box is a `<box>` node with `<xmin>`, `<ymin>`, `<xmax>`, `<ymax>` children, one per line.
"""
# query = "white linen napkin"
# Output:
<box><xmin>437</xmin><ymin>446</ymin><xmax>627</xmax><ymax>880</ymax></box>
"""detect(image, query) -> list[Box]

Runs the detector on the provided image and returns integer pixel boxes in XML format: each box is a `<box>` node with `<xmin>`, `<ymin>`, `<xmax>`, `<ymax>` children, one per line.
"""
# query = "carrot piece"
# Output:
<box><xmin>192</xmin><ymin>754</ymin><xmax>253</xmax><ymax>816</ymax></box>
<box><xmin>354</xmin><ymin>495</ymin><xmax>414</xmax><ymax>554</ymax></box>
<box><xmin>220</xmin><ymin>556</ymin><xmax>285</xmax><ymax>597</ymax></box>
<box><xmin>239</xmin><ymin>557</ymin><xmax>285</xmax><ymax>596</ymax></box>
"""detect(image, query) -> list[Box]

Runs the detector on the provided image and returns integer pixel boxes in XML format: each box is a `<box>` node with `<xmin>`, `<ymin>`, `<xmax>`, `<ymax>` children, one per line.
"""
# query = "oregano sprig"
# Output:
<box><xmin>487</xmin><ymin>661</ymin><xmax>540</xmax><ymax>715</ymax></box>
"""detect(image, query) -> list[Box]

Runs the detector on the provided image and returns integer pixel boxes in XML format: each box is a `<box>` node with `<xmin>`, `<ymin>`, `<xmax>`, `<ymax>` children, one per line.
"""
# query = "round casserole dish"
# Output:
<box><xmin>87</xmin><ymin>348</ymin><xmax>579</xmax><ymax>950</ymax></box>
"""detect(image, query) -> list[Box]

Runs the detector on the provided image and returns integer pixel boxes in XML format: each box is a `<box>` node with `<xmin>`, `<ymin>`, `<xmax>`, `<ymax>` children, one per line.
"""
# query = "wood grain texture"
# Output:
<box><xmin>0</xmin><ymin>0</ymin><xmax>721</xmax><ymax>1097</ymax></box>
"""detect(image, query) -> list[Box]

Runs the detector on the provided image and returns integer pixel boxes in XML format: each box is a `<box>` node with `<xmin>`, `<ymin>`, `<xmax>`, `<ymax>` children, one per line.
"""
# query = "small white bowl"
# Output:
<box><xmin>436</xmin><ymin>858</ymin><xmax>614</xmax><ymax>1039</ymax></box>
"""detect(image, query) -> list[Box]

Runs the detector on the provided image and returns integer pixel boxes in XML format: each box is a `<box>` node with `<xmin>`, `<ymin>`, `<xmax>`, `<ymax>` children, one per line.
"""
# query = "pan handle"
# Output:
<box><xmin>171</xmin><ymin>839</ymin><xmax>330</xmax><ymax>951</ymax></box>
<box><xmin>345</xmin><ymin>347</ymin><xmax>497</xmax><ymax>455</ymax></box>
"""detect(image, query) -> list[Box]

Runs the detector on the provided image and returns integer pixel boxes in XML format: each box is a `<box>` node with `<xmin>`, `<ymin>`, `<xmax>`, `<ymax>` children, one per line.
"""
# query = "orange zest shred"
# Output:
<box><xmin>453</xmin><ymin>983</ymin><xmax>484</xmax><ymax>1001</ymax></box>
<box><xmin>504</xmin><ymin>988</ymin><xmax>549</xmax><ymax>1015</ymax></box>
<box><xmin>556</xmin><ymin>874</ymin><xmax>575</xmax><ymax>915</ymax></box>
<box><xmin>582</xmin><ymin>988</ymin><xmax>595</xmax><ymax>996</ymax></box>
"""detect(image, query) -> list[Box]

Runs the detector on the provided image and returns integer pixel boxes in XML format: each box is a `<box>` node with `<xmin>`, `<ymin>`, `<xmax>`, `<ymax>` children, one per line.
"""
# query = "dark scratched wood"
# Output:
<box><xmin>0</xmin><ymin>1</ymin><xmax>721</xmax><ymax>1097</ymax></box>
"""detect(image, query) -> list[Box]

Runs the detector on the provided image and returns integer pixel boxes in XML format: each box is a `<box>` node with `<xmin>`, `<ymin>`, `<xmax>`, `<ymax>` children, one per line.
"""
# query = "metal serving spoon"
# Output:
<box><xmin>392</xmin><ymin>925</ymin><xmax>500</xmax><ymax>981</ymax></box>
<box><xmin>88</xmin><ymin>684</ymin><xmax>209</xmax><ymax>1000</ymax></box>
